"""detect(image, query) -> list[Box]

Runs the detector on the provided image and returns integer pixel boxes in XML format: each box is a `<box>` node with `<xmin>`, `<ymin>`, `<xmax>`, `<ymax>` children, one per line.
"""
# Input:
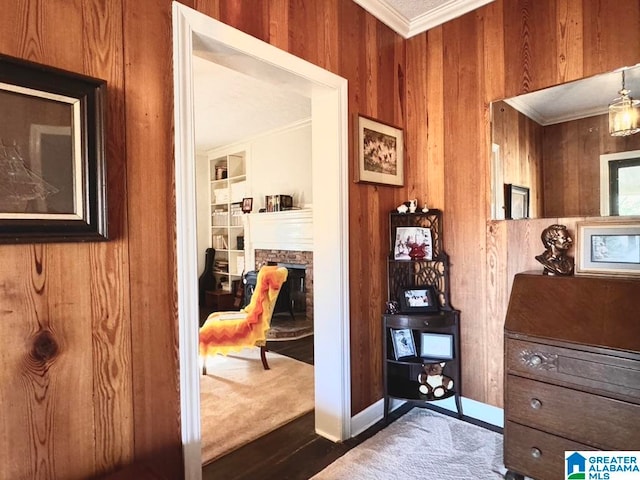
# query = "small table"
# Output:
<box><xmin>204</xmin><ymin>290</ymin><xmax>236</xmax><ymax>311</ymax></box>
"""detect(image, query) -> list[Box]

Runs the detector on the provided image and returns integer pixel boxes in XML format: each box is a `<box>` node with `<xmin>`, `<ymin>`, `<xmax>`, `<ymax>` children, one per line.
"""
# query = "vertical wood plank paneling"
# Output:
<box><xmin>82</xmin><ymin>0</ymin><xmax>134</xmax><ymax>473</ymax></box>
<box><xmin>503</xmin><ymin>0</ymin><xmax>558</xmax><ymax>96</ymax></box>
<box><xmin>442</xmin><ymin>11</ymin><xmax>488</xmax><ymax>399</ymax></box>
<box><xmin>481</xmin><ymin>0</ymin><xmax>507</xmax><ymax>407</ymax></box>
<box><xmin>555</xmin><ymin>0</ymin><xmax>583</xmax><ymax>84</ymax></box>
<box><xmin>0</xmin><ymin>0</ymin><xmax>132</xmax><ymax>477</ymax></box>
<box><xmin>583</xmin><ymin>0</ymin><xmax>640</xmax><ymax>77</ymax></box>
<box><xmin>122</xmin><ymin>0</ymin><xmax>182</xmax><ymax>476</ymax></box>
<box><xmin>267</xmin><ymin>0</ymin><xmax>289</xmax><ymax>50</ymax></box>
<box><xmin>425</xmin><ymin>27</ymin><xmax>445</xmax><ymax>209</ymax></box>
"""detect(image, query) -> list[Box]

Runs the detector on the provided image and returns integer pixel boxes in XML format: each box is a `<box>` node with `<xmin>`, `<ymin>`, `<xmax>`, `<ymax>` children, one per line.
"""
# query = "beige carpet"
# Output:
<box><xmin>311</xmin><ymin>409</ymin><xmax>506</xmax><ymax>479</ymax></box>
<box><xmin>200</xmin><ymin>348</ymin><xmax>314</xmax><ymax>465</ymax></box>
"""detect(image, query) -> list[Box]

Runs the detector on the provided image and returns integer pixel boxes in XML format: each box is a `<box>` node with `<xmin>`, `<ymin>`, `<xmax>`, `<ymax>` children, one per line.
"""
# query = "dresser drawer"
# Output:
<box><xmin>506</xmin><ymin>338</ymin><xmax>640</xmax><ymax>403</ymax></box>
<box><xmin>506</xmin><ymin>375</ymin><xmax>640</xmax><ymax>448</ymax></box>
<box><xmin>504</xmin><ymin>421</ymin><xmax>595</xmax><ymax>480</ymax></box>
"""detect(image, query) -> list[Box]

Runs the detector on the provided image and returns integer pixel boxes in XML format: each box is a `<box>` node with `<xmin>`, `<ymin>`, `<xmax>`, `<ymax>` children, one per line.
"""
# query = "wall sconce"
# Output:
<box><xmin>609</xmin><ymin>70</ymin><xmax>640</xmax><ymax>136</ymax></box>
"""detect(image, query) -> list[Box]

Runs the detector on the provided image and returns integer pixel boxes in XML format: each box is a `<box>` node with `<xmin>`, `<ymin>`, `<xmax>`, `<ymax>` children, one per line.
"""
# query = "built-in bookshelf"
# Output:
<box><xmin>209</xmin><ymin>151</ymin><xmax>247</xmax><ymax>292</ymax></box>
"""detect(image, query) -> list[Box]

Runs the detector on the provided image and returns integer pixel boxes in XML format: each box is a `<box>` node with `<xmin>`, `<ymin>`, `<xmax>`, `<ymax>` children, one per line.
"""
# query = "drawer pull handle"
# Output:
<box><xmin>423</xmin><ymin>321</ymin><xmax>429</xmax><ymax>326</ymax></box>
<box><xmin>530</xmin><ymin>355</ymin><xmax>542</xmax><ymax>366</ymax></box>
<box><xmin>530</xmin><ymin>398</ymin><xmax>542</xmax><ymax>410</ymax></box>
<box><xmin>530</xmin><ymin>448</ymin><xmax>542</xmax><ymax>459</ymax></box>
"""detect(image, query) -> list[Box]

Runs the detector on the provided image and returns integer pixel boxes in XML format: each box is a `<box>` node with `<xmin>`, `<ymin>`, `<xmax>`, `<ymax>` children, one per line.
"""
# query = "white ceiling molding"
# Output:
<box><xmin>353</xmin><ymin>0</ymin><xmax>496</xmax><ymax>38</ymax></box>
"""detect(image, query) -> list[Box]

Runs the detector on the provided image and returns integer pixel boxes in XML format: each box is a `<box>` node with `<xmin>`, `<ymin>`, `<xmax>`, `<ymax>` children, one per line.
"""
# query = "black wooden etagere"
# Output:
<box><xmin>383</xmin><ymin>209</ymin><xmax>463</xmax><ymax>420</ymax></box>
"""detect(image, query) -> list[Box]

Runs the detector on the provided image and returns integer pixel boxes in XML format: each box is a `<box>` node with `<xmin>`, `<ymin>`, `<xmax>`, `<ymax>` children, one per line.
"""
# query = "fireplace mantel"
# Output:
<box><xmin>244</xmin><ymin>209</ymin><xmax>313</xmax><ymax>268</ymax></box>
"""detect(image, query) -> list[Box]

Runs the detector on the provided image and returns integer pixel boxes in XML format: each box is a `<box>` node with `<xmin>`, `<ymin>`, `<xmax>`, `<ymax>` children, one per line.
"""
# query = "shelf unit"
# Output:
<box><xmin>383</xmin><ymin>209</ymin><xmax>462</xmax><ymax>420</ymax></box>
<box><xmin>209</xmin><ymin>151</ymin><xmax>247</xmax><ymax>292</ymax></box>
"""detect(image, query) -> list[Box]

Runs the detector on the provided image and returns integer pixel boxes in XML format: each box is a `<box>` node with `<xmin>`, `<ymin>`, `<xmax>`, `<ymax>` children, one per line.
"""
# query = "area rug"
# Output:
<box><xmin>311</xmin><ymin>409</ymin><xmax>506</xmax><ymax>480</ymax></box>
<box><xmin>200</xmin><ymin>348</ymin><xmax>314</xmax><ymax>465</ymax></box>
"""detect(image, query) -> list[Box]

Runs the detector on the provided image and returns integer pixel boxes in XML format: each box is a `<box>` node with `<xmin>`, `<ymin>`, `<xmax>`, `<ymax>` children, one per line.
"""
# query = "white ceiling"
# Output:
<box><xmin>354</xmin><ymin>0</ymin><xmax>495</xmax><ymax>38</ymax></box>
<box><xmin>503</xmin><ymin>65</ymin><xmax>640</xmax><ymax>125</ymax></box>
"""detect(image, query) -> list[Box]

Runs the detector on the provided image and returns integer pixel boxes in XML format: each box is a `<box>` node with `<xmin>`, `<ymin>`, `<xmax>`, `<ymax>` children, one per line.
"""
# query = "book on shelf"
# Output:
<box><xmin>212</xmin><ymin>234</ymin><xmax>228</xmax><ymax>249</ymax></box>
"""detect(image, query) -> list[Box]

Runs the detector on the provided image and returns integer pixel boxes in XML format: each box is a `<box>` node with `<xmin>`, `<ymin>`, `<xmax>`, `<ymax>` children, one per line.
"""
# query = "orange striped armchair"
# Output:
<box><xmin>199</xmin><ymin>266</ymin><xmax>288</xmax><ymax>373</ymax></box>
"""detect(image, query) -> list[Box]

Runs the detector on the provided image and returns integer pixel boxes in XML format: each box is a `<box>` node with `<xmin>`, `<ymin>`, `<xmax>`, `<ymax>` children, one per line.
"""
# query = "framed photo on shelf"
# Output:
<box><xmin>355</xmin><ymin>114</ymin><xmax>404</xmax><ymax>186</ymax></box>
<box><xmin>575</xmin><ymin>221</ymin><xmax>640</xmax><ymax>277</ymax></box>
<box><xmin>504</xmin><ymin>184</ymin><xmax>530</xmax><ymax>220</ymax></box>
<box><xmin>393</xmin><ymin>226</ymin><xmax>432</xmax><ymax>260</ymax></box>
<box><xmin>397</xmin><ymin>285</ymin><xmax>439</xmax><ymax>313</ymax></box>
<box><xmin>390</xmin><ymin>328</ymin><xmax>416</xmax><ymax>360</ymax></box>
<box><xmin>419</xmin><ymin>332</ymin><xmax>454</xmax><ymax>360</ymax></box>
<box><xmin>0</xmin><ymin>54</ymin><xmax>107</xmax><ymax>243</ymax></box>
<box><xmin>241</xmin><ymin>197</ymin><xmax>253</xmax><ymax>213</ymax></box>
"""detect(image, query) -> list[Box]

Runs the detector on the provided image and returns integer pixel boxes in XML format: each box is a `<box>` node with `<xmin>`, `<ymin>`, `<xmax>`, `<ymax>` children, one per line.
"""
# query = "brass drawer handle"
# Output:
<box><xmin>531</xmin><ymin>447</ymin><xmax>542</xmax><ymax>459</ymax></box>
<box><xmin>530</xmin><ymin>398</ymin><xmax>542</xmax><ymax>409</ymax></box>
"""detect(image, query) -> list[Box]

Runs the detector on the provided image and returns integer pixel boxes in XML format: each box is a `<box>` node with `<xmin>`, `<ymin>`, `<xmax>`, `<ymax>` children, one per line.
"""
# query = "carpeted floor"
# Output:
<box><xmin>200</xmin><ymin>348</ymin><xmax>314</xmax><ymax>465</ymax></box>
<box><xmin>311</xmin><ymin>409</ymin><xmax>506</xmax><ymax>480</ymax></box>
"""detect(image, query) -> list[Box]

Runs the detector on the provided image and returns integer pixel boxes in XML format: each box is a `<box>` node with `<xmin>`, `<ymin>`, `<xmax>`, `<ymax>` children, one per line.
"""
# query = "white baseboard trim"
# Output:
<box><xmin>350</xmin><ymin>397</ymin><xmax>504</xmax><ymax>437</ymax></box>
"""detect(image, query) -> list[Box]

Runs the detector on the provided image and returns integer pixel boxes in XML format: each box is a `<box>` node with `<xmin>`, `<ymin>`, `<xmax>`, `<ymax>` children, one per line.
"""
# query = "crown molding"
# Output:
<box><xmin>354</xmin><ymin>0</ymin><xmax>495</xmax><ymax>39</ymax></box>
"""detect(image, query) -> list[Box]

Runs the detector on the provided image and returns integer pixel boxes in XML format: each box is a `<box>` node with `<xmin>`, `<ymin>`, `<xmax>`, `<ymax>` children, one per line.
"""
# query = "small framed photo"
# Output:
<box><xmin>419</xmin><ymin>332</ymin><xmax>454</xmax><ymax>360</ymax></box>
<box><xmin>397</xmin><ymin>285</ymin><xmax>439</xmax><ymax>313</ymax></box>
<box><xmin>241</xmin><ymin>197</ymin><xmax>253</xmax><ymax>213</ymax></box>
<box><xmin>355</xmin><ymin>114</ymin><xmax>404</xmax><ymax>186</ymax></box>
<box><xmin>390</xmin><ymin>328</ymin><xmax>416</xmax><ymax>360</ymax></box>
<box><xmin>575</xmin><ymin>221</ymin><xmax>640</xmax><ymax>277</ymax></box>
<box><xmin>393</xmin><ymin>226</ymin><xmax>432</xmax><ymax>260</ymax></box>
<box><xmin>504</xmin><ymin>184</ymin><xmax>530</xmax><ymax>220</ymax></box>
<box><xmin>0</xmin><ymin>53</ymin><xmax>107</xmax><ymax>243</ymax></box>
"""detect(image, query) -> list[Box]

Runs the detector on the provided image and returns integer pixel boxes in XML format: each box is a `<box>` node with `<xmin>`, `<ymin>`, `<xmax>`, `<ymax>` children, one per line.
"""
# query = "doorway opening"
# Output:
<box><xmin>173</xmin><ymin>4</ymin><xmax>350</xmax><ymax>479</ymax></box>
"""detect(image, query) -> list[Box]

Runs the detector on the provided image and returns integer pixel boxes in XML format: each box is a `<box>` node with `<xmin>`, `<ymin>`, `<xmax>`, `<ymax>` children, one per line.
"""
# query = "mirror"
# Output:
<box><xmin>490</xmin><ymin>64</ymin><xmax>640</xmax><ymax>220</ymax></box>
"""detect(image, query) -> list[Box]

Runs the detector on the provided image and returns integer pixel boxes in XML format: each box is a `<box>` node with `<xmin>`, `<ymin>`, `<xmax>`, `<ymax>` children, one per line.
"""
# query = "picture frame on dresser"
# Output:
<box><xmin>575</xmin><ymin>220</ymin><xmax>640</xmax><ymax>276</ymax></box>
<box><xmin>390</xmin><ymin>328</ymin><xmax>416</xmax><ymax>360</ymax></box>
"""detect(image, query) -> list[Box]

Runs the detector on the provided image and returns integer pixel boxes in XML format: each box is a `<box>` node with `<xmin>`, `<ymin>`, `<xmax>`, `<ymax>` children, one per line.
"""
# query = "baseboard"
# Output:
<box><xmin>350</xmin><ymin>396</ymin><xmax>504</xmax><ymax>438</ymax></box>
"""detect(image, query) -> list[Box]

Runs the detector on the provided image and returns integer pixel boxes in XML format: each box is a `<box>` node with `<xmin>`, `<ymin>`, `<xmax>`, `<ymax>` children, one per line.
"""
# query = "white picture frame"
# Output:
<box><xmin>391</xmin><ymin>328</ymin><xmax>416</xmax><ymax>360</ymax></box>
<box><xmin>575</xmin><ymin>220</ymin><xmax>640</xmax><ymax>276</ymax></box>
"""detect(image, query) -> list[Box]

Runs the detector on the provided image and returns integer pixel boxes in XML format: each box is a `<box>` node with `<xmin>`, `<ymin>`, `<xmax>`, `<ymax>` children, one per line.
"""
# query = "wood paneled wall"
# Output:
<box><xmin>544</xmin><ymin>114</ymin><xmax>640</xmax><ymax>217</ymax></box>
<box><xmin>1</xmin><ymin>0</ymin><xmax>639</xmax><ymax>478</ymax></box>
<box><xmin>492</xmin><ymin>100</ymin><xmax>544</xmax><ymax>218</ymax></box>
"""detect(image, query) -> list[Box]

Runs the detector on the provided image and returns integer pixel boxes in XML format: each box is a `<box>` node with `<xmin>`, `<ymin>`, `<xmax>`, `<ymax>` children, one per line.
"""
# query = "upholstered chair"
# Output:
<box><xmin>199</xmin><ymin>266</ymin><xmax>288</xmax><ymax>373</ymax></box>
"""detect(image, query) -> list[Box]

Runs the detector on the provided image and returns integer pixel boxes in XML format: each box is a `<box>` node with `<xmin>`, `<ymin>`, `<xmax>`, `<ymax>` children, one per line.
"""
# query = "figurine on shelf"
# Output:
<box><xmin>408</xmin><ymin>199</ymin><xmax>418</xmax><ymax>213</ymax></box>
<box><xmin>421</xmin><ymin>204</ymin><xmax>429</xmax><ymax>213</ymax></box>
<box><xmin>396</xmin><ymin>203</ymin><xmax>409</xmax><ymax>213</ymax></box>
<box><xmin>535</xmin><ymin>224</ymin><xmax>574</xmax><ymax>276</ymax></box>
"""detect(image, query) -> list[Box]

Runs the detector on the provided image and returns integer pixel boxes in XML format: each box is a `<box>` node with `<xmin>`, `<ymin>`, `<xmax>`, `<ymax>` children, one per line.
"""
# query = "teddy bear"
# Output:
<box><xmin>417</xmin><ymin>362</ymin><xmax>454</xmax><ymax>398</ymax></box>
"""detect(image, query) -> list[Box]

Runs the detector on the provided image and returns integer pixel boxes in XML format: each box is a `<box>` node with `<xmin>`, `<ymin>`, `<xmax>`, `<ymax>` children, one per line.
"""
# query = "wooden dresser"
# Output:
<box><xmin>504</xmin><ymin>271</ymin><xmax>640</xmax><ymax>480</ymax></box>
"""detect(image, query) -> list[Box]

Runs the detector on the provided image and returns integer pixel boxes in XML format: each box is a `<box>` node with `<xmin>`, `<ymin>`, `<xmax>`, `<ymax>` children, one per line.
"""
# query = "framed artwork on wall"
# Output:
<box><xmin>355</xmin><ymin>114</ymin><xmax>404</xmax><ymax>186</ymax></box>
<box><xmin>504</xmin><ymin>184</ymin><xmax>530</xmax><ymax>219</ymax></box>
<box><xmin>575</xmin><ymin>221</ymin><xmax>640</xmax><ymax>277</ymax></box>
<box><xmin>0</xmin><ymin>54</ymin><xmax>107</xmax><ymax>243</ymax></box>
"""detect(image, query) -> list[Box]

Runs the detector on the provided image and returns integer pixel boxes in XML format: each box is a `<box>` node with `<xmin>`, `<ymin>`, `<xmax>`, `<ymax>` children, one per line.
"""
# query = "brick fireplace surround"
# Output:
<box><xmin>254</xmin><ymin>249</ymin><xmax>313</xmax><ymax>321</ymax></box>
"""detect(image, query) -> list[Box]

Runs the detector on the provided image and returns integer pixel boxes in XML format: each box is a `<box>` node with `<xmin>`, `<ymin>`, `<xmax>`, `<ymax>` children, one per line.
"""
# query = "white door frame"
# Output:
<box><xmin>172</xmin><ymin>4</ymin><xmax>351</xmax><ymax>479</ymax></box>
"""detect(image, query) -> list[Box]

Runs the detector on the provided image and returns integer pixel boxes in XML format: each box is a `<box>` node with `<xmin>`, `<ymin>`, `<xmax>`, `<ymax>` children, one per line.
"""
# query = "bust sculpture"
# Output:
<box><xmin>535</xmin><ymin>224</ymin><xmax>574</xmax><ymax>276</ymax></box>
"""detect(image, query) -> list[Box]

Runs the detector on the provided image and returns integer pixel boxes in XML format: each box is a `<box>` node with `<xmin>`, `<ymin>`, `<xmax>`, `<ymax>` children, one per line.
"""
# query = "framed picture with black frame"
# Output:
<box><xmin>504</xmin><ymin>184</ymin><xmax>530</xmax><ymax>220</ymax></box>
<box><xmin>0</xmin><ymin>53</ymin><xmax>107</xmax><ymax>243</ymax></box>
<box><xmin>390</xmin><ymin>328</ymin><xmax>416</xmax><ymax>360</ymax></box>
<box><xmin>419</xmin><ymin>332</ymin><xmax>454</xmax><ymax>360</ymax></box>
<box><xmin>397</xmin><ymin>285</ymin><xmax>439</xmax><ymax>313</ymax></box>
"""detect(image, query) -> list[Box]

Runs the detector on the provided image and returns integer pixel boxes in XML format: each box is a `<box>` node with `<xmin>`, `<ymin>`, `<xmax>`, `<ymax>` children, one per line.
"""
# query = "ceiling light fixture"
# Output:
<box><xmin>609</xmin><ymin>70</ymin><xmax>640</xmax><ymax>136</ymax></box>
